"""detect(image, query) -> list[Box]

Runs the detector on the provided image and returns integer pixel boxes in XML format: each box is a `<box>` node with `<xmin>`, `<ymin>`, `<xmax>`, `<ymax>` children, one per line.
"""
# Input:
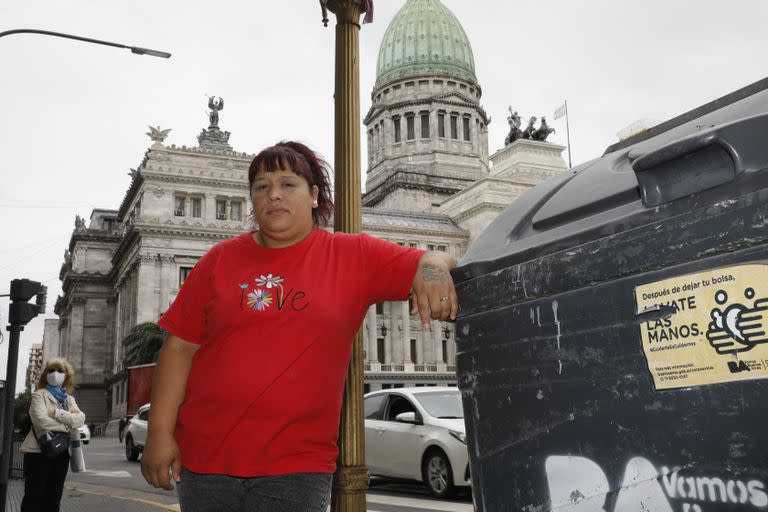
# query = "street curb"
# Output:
<box><xmin>65</xmin><ymin>481</ymin><xmax>180</xmax><ymax>510</ymax></box>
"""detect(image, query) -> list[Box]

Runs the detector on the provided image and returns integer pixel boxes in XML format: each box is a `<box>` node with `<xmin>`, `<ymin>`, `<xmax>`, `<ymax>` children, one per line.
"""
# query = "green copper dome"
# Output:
<box><xmin>376</xmin><ymin>0</ymin><xmax>477</xmax><ymax>86</ymax></box>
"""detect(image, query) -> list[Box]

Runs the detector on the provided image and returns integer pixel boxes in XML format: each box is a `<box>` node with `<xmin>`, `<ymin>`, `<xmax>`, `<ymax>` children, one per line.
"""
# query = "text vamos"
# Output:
<box><xmin>660</xmin><ymin>467</ymin><xmax>767</xmax><ymax>508</ymax></box>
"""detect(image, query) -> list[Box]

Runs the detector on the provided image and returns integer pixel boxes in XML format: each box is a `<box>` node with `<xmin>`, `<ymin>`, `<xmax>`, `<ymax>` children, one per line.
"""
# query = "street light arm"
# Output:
<box><xmin>0</xmin><ymin>29</ymin><xmax>171</xmax><ymax>58</ymax></box>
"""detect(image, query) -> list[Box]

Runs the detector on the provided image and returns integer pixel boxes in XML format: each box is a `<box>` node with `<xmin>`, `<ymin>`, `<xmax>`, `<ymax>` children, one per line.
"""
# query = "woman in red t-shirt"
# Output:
<box><xmin>140</xmin><ymin>141</ymin><xmax>457</xmax><ymax>512</ymax></box>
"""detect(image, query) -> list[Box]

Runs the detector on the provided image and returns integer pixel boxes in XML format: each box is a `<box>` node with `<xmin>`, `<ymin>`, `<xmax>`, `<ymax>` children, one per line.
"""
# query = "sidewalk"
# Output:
<box><xmin>5</xmin><ymin>479</ymin><xmax>180</xmax><ymax>511</ymax></box>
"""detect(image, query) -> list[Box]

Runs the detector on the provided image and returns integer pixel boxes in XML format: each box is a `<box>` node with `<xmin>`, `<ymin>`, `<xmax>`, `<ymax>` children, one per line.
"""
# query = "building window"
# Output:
<box><xmin>408</xmin><ymin>242</ymin><xmax>418</xmax><ymax>248</ymax></box>
<box><xmin>463</xmin><ymin>116</ymin><xmax>471</xmax><ymax>141</ymax></box>
<box><xmin>375</xmin><ymin>302</ymin><xmax>384</xmax><ymax>314</ymax></box>
<box><xmin>216</xmin><ymin>200</ymin><xmax>227</xmax><ymax>220</ymax></box>
<box><xmin>393</xmin><ymin>383</ymin><xmax>404</xmax><ymax>388</ymax></box>
<box><xmin>450</xmin><ymin>115</ymin><xmax>458</xmax><ymax>140</ymax></box>
<box><xmin>382</xmin><ymin>383</ymin><xmax>392</xmax><ymax>390</ymax></box>
<box><xmin>442</xmin><ymin>339</ymin><xmax>448</xmax><ymax>363</ymax></box>
<box><xmin>406</xmin><ymin>114</ymin><xmax>415</xmax><ymax>141</ymax></box>
<box><xmin>230</xmin><ymin>201</ymin><xmax>242</xmax><ymax>221</ymax></box>
<box><xmin>438</xmin><ymin>112</ymin><xmax>445</xmax><ymax>138</ymax></box>
<box><xmin>420</xmin><ymin>112</ymin><xmax>430</xmax><ymax>138</ymax></box>
<box><xmin>191</xmin><ymin>198</ymin><xmax>202</xmax><ymax>218</ymax></box>
<box><xmin>377</xmin><ymin>337</ymin><xmax>384</xmax><ymax>362</ymax></box>
<box><xmin>410</xmin><ymin>339</ymin><xmax>417</xmax><ymax>363</ymax></box>
<box><xmin>393</xmin><ymin>117</ymin><xmax>401</xmax><ymax>143</ymax></box>
<box><xmin>174</xmin><ymin>196</ymin><xmax>185</xmax><ymax>217</ymax></box>
<box><xmin>179</xmin><ymin>267</ymin><xmax>193</xmax><ymax>287</ymax></box>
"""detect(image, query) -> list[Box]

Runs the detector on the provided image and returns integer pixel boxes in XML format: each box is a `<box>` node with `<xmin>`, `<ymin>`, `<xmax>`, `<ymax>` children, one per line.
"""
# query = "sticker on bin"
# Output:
<box><xmin>635</xmin><ymin>263</ymin><xmax>768</xmax><ymax>390</ymax></box>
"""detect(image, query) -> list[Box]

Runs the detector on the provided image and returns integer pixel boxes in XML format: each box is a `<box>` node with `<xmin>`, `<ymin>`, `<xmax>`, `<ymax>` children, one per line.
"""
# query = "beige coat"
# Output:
<box><xmin>20</xmin><ymin>388</ymin><xmax>85</xmax><ymax>453</ymax></box>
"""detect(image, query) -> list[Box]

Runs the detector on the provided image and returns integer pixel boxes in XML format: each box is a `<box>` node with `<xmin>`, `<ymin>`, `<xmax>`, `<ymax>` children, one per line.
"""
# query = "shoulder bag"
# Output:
<box><xmin>31</xmin><ymin>424</ymin><xmax>70</xmax><ymax>459</ymax></box>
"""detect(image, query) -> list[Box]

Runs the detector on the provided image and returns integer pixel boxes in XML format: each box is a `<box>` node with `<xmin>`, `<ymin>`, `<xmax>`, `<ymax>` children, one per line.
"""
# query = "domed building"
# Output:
<box><xmin>359</xmin><ymin>0</ymin><xmax>567</xmax><ymax>391</ymax></box>
<box><xmin>363</xmin><ymin>0</ymin><xmax>490</xmax><ymax>211</ymax></box>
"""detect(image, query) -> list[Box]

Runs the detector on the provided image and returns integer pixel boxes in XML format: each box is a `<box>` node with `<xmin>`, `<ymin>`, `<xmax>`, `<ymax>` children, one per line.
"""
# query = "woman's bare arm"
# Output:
<box><xmin>140</xmin><ymin>334</ymin><xmax>199</xmax><ymax>490</ymax></box>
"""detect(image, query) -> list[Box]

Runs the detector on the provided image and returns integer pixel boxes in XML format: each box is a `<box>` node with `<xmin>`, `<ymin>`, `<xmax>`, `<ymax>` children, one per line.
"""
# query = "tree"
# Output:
<box><xmin>14</xmin><ymin>390</ymin><xmax>32</xmax><ymax>436</ymax></box>
<box><xmin>123</xmin><ymin>322</ymin><xmax>166</xmax><ymax>367</ymax></box>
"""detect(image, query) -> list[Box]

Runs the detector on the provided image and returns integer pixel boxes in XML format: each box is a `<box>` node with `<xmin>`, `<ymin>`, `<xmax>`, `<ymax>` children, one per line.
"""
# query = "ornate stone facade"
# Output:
<box><xmin>50</xmin><ymin>131</ymin><xmax>253</xmax><ymax>421</ymax></box>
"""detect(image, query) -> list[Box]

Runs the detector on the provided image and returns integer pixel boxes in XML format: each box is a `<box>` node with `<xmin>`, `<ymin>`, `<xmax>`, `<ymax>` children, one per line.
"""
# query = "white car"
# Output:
<box><xmin>75</xmin><ymin>424</ymin><xmax>90</xmax><ymax>445</ymax></box>
<box><xmin>364</xmin><ymin>387</ymin><xmax>471</xmax><ymax>498</ymax></box>
<box><xmin>125</xmin><ymin>403</ymin><xmax>150</xmax><ymax>461</ymax></box>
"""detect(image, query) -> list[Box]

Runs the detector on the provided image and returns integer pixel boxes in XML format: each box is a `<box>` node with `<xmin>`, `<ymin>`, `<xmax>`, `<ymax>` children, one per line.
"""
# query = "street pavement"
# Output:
<box><xmin>5</xmin><ymin>437</ymin><xmax>473</xmax><ymax>511</ymax></box>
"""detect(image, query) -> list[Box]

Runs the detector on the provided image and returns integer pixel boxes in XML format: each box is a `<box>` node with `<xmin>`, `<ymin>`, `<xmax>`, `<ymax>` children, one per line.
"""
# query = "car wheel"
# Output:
<box><xmin>125</xmin><ymin>435</ymin><xmax>140</xmax><ymax>462</ymax></box>
<box><xmin>422</xmin><ymin>448</ymin><xmax>455</xmax><ymax>499</ymax></box>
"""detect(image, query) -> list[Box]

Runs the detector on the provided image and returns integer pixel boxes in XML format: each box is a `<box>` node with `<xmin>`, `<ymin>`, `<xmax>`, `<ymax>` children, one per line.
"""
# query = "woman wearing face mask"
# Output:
<box><xmin>140</xmin><ymin>141</ymin><xmax>458</xmax><ymax>511</ymax></box>
<box><xmin>20</xmin><ymin>358</ymin><xmax>85</xmax><ymax>512</ymax></box>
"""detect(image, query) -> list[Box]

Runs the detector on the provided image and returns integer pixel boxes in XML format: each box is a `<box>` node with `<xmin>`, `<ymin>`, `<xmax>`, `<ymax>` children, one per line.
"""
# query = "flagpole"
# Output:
<box><xmin>564</xmin><ymin>100</ymin><xmax>572</xmax><ymax>168</ymax></box>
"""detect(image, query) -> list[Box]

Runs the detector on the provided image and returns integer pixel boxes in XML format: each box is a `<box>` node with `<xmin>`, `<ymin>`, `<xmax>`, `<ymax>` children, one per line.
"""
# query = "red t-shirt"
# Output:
<box><xmin>158</xmin><ymin>228</ymin><xmax>424</xmax><ymax>477</ymax></box>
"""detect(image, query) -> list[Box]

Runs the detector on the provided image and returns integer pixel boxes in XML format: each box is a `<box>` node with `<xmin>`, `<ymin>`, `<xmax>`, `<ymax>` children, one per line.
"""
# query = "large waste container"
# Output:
<box><xmin>454</xmin><ymin>77</ymin><xmax>768</xmax><ymax>512</ymax></box>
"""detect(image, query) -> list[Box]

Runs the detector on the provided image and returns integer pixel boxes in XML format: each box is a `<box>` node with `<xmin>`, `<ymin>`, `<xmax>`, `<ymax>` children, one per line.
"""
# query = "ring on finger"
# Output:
<box><xmin>439</xmin><ymin>296</ymin><xmax>450</xmax><ymax>302</ymax></box>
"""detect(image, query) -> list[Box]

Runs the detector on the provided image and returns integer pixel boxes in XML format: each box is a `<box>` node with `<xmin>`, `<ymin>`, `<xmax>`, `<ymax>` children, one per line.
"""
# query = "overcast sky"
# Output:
<box><xmin>1</xmin><ymin>0</ymin><xmax>767</xmax><ymax>390</ymax></box>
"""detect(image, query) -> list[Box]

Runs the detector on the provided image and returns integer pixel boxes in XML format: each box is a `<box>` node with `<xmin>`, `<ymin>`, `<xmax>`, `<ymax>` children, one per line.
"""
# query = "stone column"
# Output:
<box><xmin>68</xmin><ymin>298</ymin><xmax>87</xmax><ymax>373</ymax></box>
<box><xmin>447</xmin><ymin>332</ymin><xmax>456</xmax><ymax>365</ymax></box>
<box><xmin>423</xmin><ymin>320</ymin><xmax>436</xmax><ymax>363</ymax></box>
<box><xmin>205</xmin><ymin>193</ymin><xmax>216</xmax><ymax>222</ymax></box>
<box><xmin>482</xmin><ymin>123</ymin><xmax>490</xmax><ymax>165</ymax></box>
<box><xmin>136</xmin><ymin>255</ymin><xmax>157</xmax><ymax>324</ymax></box>
<box><xmin>431</xmin><ymin>109</ymin><xmax>438</xmax><ymax>144</ymax></box>
<box><xmin>158</xmin><ymin>255</ymin><xmax>172</xmax><ymax>314</ymax></box>
<box><xmin>389</xmin><ymin>303</ymin><xmax>400</xmax><ymax>363</ymax></box>
<box><xmin>324</xmin><ymin>1</ymin><xmax>369</xmax><ymax>510</ymax></box>
<box><xmin>367</xmin><ymin>130</ymin><xmax>373</xmax><ymax>167</ymax></box>
<box><xmin>366</xmin><ymin>306</ymin><xmax>377</xmax><ymax>361</ymax></box>
<box><xmin>379</xmin><ymin>120</ymin><xmax>386</xmax><ymax>161</ymax></box>
<box><xmin>432</xmin><ymin>320</ymin><xmax>442</xmax><ymax>364</ymax></box>
<box><xmin>402</xmin><ymin>301</ymin><xmax>411</xmax><ymax>362</ymax></box>
<box><xmin>106</xmin><ymin>295</ymin><xmax>119</xmax><ymax>373</ymax></box>
<box><xmin>382</xmin><ymin>115</ymin><xmax>391</xmax><ymax>160</ymax></box>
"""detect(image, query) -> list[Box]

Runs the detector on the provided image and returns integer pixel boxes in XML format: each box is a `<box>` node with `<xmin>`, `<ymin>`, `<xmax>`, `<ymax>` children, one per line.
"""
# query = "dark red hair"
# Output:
<box><xmin>248</xmin><ymin>141</ymin><xmax>334</xmax><ymax>227</ymax></box>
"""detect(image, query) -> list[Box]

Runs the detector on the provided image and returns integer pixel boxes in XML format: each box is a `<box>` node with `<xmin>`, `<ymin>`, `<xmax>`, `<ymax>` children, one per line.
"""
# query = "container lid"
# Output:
<box><xmin>456</xmin><ymin>77</ymin><xmax>768</xmax><ymax>282</ymax></box>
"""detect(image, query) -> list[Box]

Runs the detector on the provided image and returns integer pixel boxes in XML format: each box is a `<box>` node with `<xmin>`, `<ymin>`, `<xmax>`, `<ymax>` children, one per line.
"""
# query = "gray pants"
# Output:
<box><xmin>177</xmin><ymin>468</ymin><xmax>332</xmax><ymax>512</ymax></box>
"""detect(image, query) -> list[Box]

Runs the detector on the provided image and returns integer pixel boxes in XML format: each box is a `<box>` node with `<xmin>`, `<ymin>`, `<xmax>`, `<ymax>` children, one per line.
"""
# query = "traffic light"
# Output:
<box><xmin>9</xmin><ymin>279</ymin><xmax>47</xmax><ymax>326</ymax></box>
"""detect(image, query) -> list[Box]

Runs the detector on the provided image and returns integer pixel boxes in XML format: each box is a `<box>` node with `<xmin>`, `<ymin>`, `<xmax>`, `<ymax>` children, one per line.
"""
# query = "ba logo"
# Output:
<box><xmin>727</xmin><ymin>360</ymin><xmax>751</xmax><ymax>373</ymax></box>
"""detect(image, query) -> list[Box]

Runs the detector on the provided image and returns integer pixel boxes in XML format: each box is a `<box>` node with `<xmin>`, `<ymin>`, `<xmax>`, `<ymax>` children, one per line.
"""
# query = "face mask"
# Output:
<box><xmin>46</xmin><ymin>371</ymin><xmax>65</xmax><ymax>387</ymax></box>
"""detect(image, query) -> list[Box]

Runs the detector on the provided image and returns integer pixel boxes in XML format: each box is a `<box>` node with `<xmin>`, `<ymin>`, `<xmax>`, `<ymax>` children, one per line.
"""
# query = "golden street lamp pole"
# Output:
<box><xmin>320</xmin><ymin>1</ymin><xmax>369</xmax><ymax>511</ymax></box>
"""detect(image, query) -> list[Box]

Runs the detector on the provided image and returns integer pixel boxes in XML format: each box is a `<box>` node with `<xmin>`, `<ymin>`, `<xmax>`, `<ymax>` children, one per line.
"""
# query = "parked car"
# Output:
<box><xmin>125</xmin><ymin>403</ymin><xmax>150</xmax><ymax>461</ymax></box>
<box><xmin>364</xmin><ymin>387</ymin><xmax>470</xmax><ymax>498</ymax></box>
<box><xmin>76</xmin><ymin>424</ymin><xmax>90</xmax><ymax>445</ymax></box>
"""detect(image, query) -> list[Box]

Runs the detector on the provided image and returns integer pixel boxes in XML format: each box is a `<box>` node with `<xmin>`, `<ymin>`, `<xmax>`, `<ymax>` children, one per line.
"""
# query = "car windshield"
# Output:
<box><xmin>413</xmin><ymin>391</ymin><xmax>463</xmax><ymax>419</ymax></box>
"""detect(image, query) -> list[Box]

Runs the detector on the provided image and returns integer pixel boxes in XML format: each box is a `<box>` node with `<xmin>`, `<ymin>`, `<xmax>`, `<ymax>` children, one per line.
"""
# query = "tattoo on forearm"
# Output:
<box><xmin>421</xmin><ymin>263</ymin><xmax>449</xmax><ymax>282</ymax></box>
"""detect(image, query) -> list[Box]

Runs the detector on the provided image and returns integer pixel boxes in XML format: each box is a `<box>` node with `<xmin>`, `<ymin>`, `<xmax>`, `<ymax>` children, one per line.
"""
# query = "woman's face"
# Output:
<box><xmin>250</xmin><ymin>167</ymin><xmax>318</xmax><ymax>247</ymax></box>
<box><xmin>45</xmin><ymin>365</ymin><xmax>67</xmax><ymax>387</ymax></box>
